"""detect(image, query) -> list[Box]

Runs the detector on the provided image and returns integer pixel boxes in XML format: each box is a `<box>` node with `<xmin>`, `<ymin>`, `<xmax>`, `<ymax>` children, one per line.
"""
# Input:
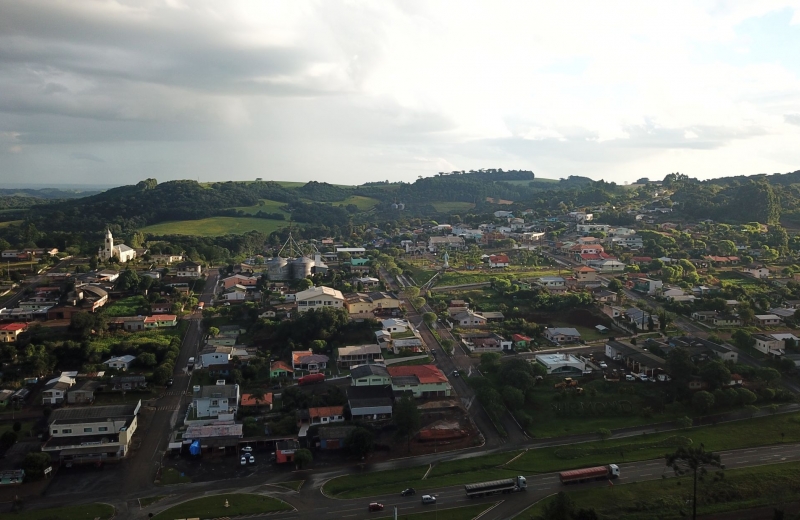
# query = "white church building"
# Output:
<box><xmin>98</xmin><ymin>229</ymin><xmax>136</xmax><ymax>263</ymax></box>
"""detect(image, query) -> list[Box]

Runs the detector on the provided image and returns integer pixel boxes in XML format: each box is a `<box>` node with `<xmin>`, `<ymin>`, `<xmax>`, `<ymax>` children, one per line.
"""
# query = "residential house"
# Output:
<box><xmin>102</xmin><ymin>355</ymin><xmax>136</xmax><ymax>371</ymax></box>
<box><xmin>240</xmin><ymin>393</ymin><xmax>273</xmax><ymax>411</ymax></box>
<box><xmin>488</xmin><ymin>254</ymin><xmax>510</xmax><ymax>268</ymax></box>
<box><xmin>544</xmin><ymin>327</ymin><xmax>582</xmax><ymax>344</ymax></box>
<box><xmin>270</xmin><ymin>361</ymin><xmax>293</xmax><ymax>379</ymax></box>
<box><xmin>201</xmin><ymin>345</ymin><xmax>233</xmax><ymax>367</ymax></box>
<box><xmin>382</xmin><ymin>318</ymin><xmax>410</xmax><ymax>334</ymax></box>
<box><xmin>295</xmin><ymin>286</ymin><xmax>345</xmax><ymax>313</ymax></box>
<box><xmin>743</xmin><ymin>264</ymin><xmax>770</xmax><ymax>279</ymax></box>
<box><xmin>450</xmin><ymin>310</ymin><xmax>487</xmax><ymax>327</ymax></box>
<box><xmin>350</xmin><ymin>364</ymin><xmax>392</xmax><ymax>386</ymax></box>
<box><xmin>691</xmin><ymin>310</ymin><xmax>718</xmax><ymax>322</ymax></box>
<box><xmin>300</xmin><ymin>406</ymin><xmax>345</xmax><ymax>427</ymax></box>
<box><xmin>42</xmin><ymin>376</ymin><xmax>74</xmax><ymax>405</ymax></box>
<box><xmin>755</xmin><ymin>314</ymin><xmax>781</xmax><ymax>327</ymax></box>
<box><xmin>346</xmin><ymin>385</ymin><xmax>394</xmax><ymax>421</ymax></box>
<box><xmin>538</xmin><ymin>276</ymin><xmax>566</xmax><ymax>293</ymax></box>
<box><xmin>624</xmin><ymin>308</ymin><xmax>659</xmax><ymax>331</ymax></box>
<box><xmin>176</xmin><ymin>261</ymin><xmax>202</xmax><ymax>278</ymax></box>
<box><xmin>712</xmin><ymin>314</ymin><xmax>741</xmax><ymax>327</ymax></box>
<box><xmin>593</xmin><ymin>289</ymin><xmax>618</xmax><ymax>304</ymax></box>
<box><xmin>274</xmin><ymin>439</ymin><xmax>300</xmax><ymax>464</ymax></box>
<box><xmin>601</xmin><ymin>304</ymin><xmax>625</xmax><ymax>320</ymax></box>
<box><xmin>110</xmin><ymin>375</ymin><xmax>147</xmax><ymax>390</ymax></box>
<box><xmin>144</xmin><ymin>314</ymin><xmax>178</xmax><ymax>328</ymax></box>
<box><xmin>193</xmin><ymin>384</ymin><xmax>240</xmax><ymax>419</ymax></box>
<box><xmin>221</xmin><ymin>274</ymin><xmax>258</xmax><ymax>290</ymax></box>
<box><xmin>633</xmin><ymin>278</ymin><xmax>663</xmax><ymax>295</ymax></box>
<box><xmin>752</xmin><ymin>334</ymin><xmax>786</xmax><ymax>357</ymax></box>
<box><xmin>291</xmin><ymin>350</ymin><xmax>329</xmax><ymax>373</ymax></box>
<box><xmin>338</xmin><ymin>344</ymin><xmax>383</xmax><ymax>368</ymax></box>
<box><xmin>460</xmin><ymin>332</ymin><xmax>513</xmax><ymax>352</ymax></box>
<box><xmin>574</xmin><ymin>266</ymin><xmax>598</xmax><ymax>284</ymax></box>
<box><xmin>769</xmin><ymin>308</ymin><xmax>797</xmax><ymax>321</ymax></box>
<box><xmin>388</xmin><ymin>365</ymin><xmax>451</xmax><ymax>398</ymax></box>
<box><xmin>43</xmin><ymin>402</ymin><xmax>140</xmax><ymax>463</ymax></box>
<box><xmin>668</xmin><ymin>336</ymin><xmax>739</xmax><ymax>363</ymax></box>
<box><xmin>67</xmin><ymin>380</ymin><xmax>100</xmax><ymax>404</ymax></box>
<box><xmin>427</xmin><ymin>236</ymin><xmax>465</xmax><ymax>252</ymax></box>
<box><xmin>576</xmin><ymin>223</ymin><xmax>608</xmax><ymax>233</ymax></box>
<box><xmin>512</xmin><ymin>334</ymin><xmax>532</xmax><ymax>349</ymax></box>
<box><xmin>0</xmin><ymin>323</ymin><xmax>27</xmax><ymax>343</ymax></box>
<box><xmin>318</xmin><ymin>426</ymin><xmax>358</xmax><ymax>450</ymax></box>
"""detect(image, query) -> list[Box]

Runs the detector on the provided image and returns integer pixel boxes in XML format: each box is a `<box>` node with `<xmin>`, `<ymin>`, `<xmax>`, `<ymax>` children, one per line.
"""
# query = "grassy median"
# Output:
<box><xmin>7</xmin><ymin>504</ymin><xmax>115</xmax><ymax>520</ymax></box>
<box><xmin>323</xmin><ymin>412</ymin><xmax>800</xmax><ymax>498</ymax></box>
<box><xmin>151</xmin><ymin>493</ymin><xmax>291</xmax><ymax>520</ymax></box>
<box><xmin>523</xmin><ymin>461</ymin><xmax>800</xmax><ymax>519</ymax></box>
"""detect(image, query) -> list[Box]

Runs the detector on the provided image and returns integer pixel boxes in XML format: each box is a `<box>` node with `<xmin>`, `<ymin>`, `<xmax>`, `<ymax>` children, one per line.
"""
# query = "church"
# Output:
<box><xmin>98</xmin><ymin>229</ymin><xmax>136</xmax><ymax>263</ymax></box>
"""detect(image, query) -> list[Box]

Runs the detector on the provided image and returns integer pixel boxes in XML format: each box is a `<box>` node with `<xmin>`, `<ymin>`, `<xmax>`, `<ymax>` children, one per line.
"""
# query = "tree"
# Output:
<box><xmin>401</xmin><ymin>287</ymin><xmax>420</xmax><ymax>299</ymax></box>
<box><xmin>208</xmin><ymin>327</ymin><xmax>220</xmax><ymax>337</ymax></box>
<box><xmin>12</xmin><ymin>422</ymin><xmax>21</xmax><ymax>433</ymax></box>
<box><xmin>756</xmin><ymin>367</ymin><xmax>781</xmax><ymax>385</ymax></box>
<box><xmin>137</xmin><ymin>352</ymin><xmax>157</xmax><ymax>367</ymax></box>
<box><xmin>480</xmin><ymin>352</ymin><xmax>502</xmax><ymax>373</ymax></box>
<box><xmin>411</xmin><ymin>297</ymin><xmax>426</xmax><ymax>309</ymax></box>
<box><xmin>294</xmin><ymin>448</ymin><xmax>313</xmax><ymax>469</ymax></box>
<box><xmin>700</xmin><ymin>361</ymin><xmax>731</xmax><ymax>391</ymax></box>
<box><xmin>0</xmin><ymin>431</ymin><xmax>17</xmax><ymax>450</ymax></box>
<box><xmin>608</xmin><ymin>279</ymin><xmax>623</xmax><ymax>292</ymax></box>
<box><xmin>731</xmin><ymin>329</ymin><xmax>754</xmax><ymax>351</ymax></box>
<box><xmin>152</xmin><ymin>365</ymin><xmax>172</xmax><ymax>385</ymax></box>
<box><xmin>116</xmin><ymin>269</ymin><xmax>140</xmax><ymax>292</ymax></box>
<box><xmin>22</xmin><ymin>452</ymin><xmax>52</xmax><ymax>481</ymax></box>
<box><xmin>596</xmin><ymin>428</ymin><xmax>611</xmax><ymax>441</ymax></box>
<box><xmin>422</xmin><ymin>312</ymin><xmax>436</xmax><ymax>327</ymax></box>
<box><xmin>692</xmin><ymin>391</ymin><xmax>715</xmax><ymax>414</ymax></box>
<box><xmin>344</xmin><ymin>427</ymin><xmax>374</xmax><ymax>459</ymax></box>
<box><xmin>676</xmin><ymin>416</ymin><xmax>693</xmax><ymax>430</ymax></box>
<box><xmin>717</xmin><ymin>240</ymin><xmax>736</xmax><ymax>256</ymax></box>
<box><xmin>501</xmin><ymin>386</ymin><xmax>525</xmax><ymax>411</ymax></box>
<box><xmin>440</xmin><ymin>338</ymin><xmax>454</xmax><ymax>355</ymax></box>
<box><xmin>666</xmin><ymin>446</ymin><xmax>722</xmax><ymax>520</ymax></box>
<box><xmin>737</xmin><ymin>387</ymin><xmax>758</xmax><ymax>405</ymax></box>
<box><xmin>667</xmin><ymin>347</ymin><xmax>696</xmax><ymax>387</ymax></box>
<box><xmin>296</xmin><ymin>278</ymin><xmax>313</xmax><ymax>291</ymax></box>
<box><xmin>393</xmin><ymin>395</ymin><xmax>421</xmax><ymax>453</ymax></box>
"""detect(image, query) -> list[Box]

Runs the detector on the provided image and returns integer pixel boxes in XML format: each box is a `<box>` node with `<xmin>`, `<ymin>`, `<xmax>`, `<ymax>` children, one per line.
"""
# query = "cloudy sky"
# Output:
<box><xmin>1</xmin><ymin>0</ymin><xmax>800</xmax><ymax>187</ymax></box>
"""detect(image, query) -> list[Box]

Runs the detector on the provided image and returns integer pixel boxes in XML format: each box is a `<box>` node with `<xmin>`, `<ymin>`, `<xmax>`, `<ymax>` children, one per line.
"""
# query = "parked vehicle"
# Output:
<box><xmin>241</xmin><ymin>446</ymin><xmax>253</xmax><ymax>453</ymax></box>
<box><xmin>638</xmin><ymin>374</ymin><xmax>649</xmax><ymax>382</ymax></box>
<box><xmin>166</xmin><ymin>378</ymin><xmax>174</xmax><ymax>387</ymax></box>
<box><xmin>559</xmin><ymin>464</ymin><xmax>620</xmax><ymax>484</ymax></box>
<box><xmin>421</xmin><ymin>495</ymin><xmax>437</xmax><ymax>505</ymax></box>
<box><xmin>464</xmin><ymin>476</ymin><xmax>527</xmax><ymax>498</ymax></box>
<box><xmin>247</xmin><ymin>454</ymin><xmax>255</xmax><ymax>464</ymax></box>
<box><xmin>599</xmin><ymin>362</ymin><xmax>608</xmax><ymax>369</ymax></box>
<box><xmin>657</xmin><ymin>374</ymin><xmax>672</xmax><ymax>382</ymax></box>
<box><xmin>240</xmin><ymin>456</ymin><xmax>247</xmax><ymax>466</ymax></box>
<box><xmin>298</xmin><ymin>373</ymin><xmax>325</xmax><ymax>385</ymax></box>
<box><xmin>401</xmin><ymin>487</ymin><xmax>416</xmax><ymax>496</ymax></box>
<box><xmin>368</xmin><ymin>503</ymin><xmax>384</xmax><ymax>512</ymax></box>
<box><xmin>624</xmin><ymin>374</ymin><xmax>635</xmax><ymax>381</ymax></box>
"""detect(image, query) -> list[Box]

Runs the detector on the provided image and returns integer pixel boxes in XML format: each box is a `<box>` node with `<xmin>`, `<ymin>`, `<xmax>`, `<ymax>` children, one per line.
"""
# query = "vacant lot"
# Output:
<box><xmin>335</xmin><ymin>195</ymin><xmax>380</xmax><ymax>210</ymax></box>
<box><xmin>104</xmin><ymin>295</ymin><xmax>149</xmax><ymax>317</ymax></box>
<box><xmin>141</xmin><ymin>216</ymin><xmax>291</xmax><ymax>237</ymax></box>
<box><xmin>523</xmin><ymin>461</ymin><xmax>800</xmax><ymax>519</ymax></box>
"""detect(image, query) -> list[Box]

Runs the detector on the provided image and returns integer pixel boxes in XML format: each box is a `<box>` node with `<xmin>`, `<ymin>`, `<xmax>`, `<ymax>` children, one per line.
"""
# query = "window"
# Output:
<box><xmin>84</xmin><ymin>427</ymin><xmax>92</xmax><ymax>433</ymax></box>
<box><xmin>98</xmin><ymin>427</ymin><xmax>108</xmax><ymax>432</ymax></box>
<box><xmin>211</xmin><ymin>400</ymin><xmax>218</xmax><ymax>406</ymax></box>
<box><xmin>62</xmin><ymin>429</ymin><xmax>73</xmax><ymax>434</ymax></box>
<box><xmin>52</xmin><ymin>429</ymin><xmax>58</xmax><ymax>434</ymax></box>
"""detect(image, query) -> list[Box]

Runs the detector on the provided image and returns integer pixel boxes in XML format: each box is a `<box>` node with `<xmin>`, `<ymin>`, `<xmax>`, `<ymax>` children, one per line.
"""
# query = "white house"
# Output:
<box><xmin>450</xmin><ymin>310</ymin><xmax>487</xmax><ymax>327</ymax></box>
<box><xmin>295</xmin><ymin>286</ymin><xmax>345</xmax><ymax>313</ymax></box>
<box><xmin>381</xmin><ymin>318</ymin><xmax>410</xmax><ymax>333</ymax></box>
<box><xmin>176</xmin><ymin>261</ymin><xmax>202</xmax><ymax>278</ymax></box>
<box><xmin>193</xmin><ymin>383</ymin><xmax>240</xmax><ymax>419</ymax></box>
<box><xmin>544</xmin><ymin>327</ymin><xmax>582</xmax><ymax>344</ymax></box>
<box><xmin>103</xmin><ymin>355</ymin><xmax>136</xmax><ymax>371</ymax></box>
<box><xmin>534</xmin><ymin>353</ymin><xmax>586</xmax><ymax>375</ymax></box>
<box><xmin>743</xmin><ymin>264</ymin><xmax>770</xmax><ymax>279</ymax></box>
<box><xmin>752</xmin><ymin>334</ymin><xmax>786</xmax><ymax>357</ymax></box>
<box><xmin>201</xmin><ymin>345</ymin><xmax>233</xmax><ymax>367</ymax></box>
<box><xmin>755</xmin><ymin>314</ymin><xmax>781</xmax><ymax>327</ymax></box>
<box><xmin>488</xmin><ymin>254</ymin><xmax>510</xmax><ymax>268</ymax></box>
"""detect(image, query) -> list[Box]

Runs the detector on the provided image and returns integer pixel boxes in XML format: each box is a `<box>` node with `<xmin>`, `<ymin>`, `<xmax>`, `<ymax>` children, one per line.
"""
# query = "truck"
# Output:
<box><xmin>559</xmin><ymin>464</ymin><xmax>620</xmax><ymax>484</ymax></box>
<box><xmin>298</xmin><ymin>373</ymin><xmax>325</xmax><ymax>385</ymax></box>
<box><xmin>464</xmin><ymin>476</ymin><xmax>526</xmax><ymax>498</ymax></box>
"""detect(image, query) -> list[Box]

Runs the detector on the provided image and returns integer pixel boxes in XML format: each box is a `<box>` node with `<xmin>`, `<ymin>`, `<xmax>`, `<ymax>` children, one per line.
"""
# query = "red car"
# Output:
<box><xmin>368</xmin><ymin>503</ymin><xmax>384</xmax><ymax>512</ymax></box>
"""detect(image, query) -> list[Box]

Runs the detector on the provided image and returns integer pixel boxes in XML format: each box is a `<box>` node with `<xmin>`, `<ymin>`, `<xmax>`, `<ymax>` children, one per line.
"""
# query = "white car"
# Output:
<box><xmin>241</xmin><ymin>446</ymin><xmax>253</xmax><ymax>453</ymax></box>
<box><xmin>421</xmin><ymin>495</ymin><xmax>436</xmax><ymax>505</ymax></box>
<box><xmin>599</xmin><ymin>362</ymin><xmax>608</xmax><ymax>369</ymax></box>
<box><xmin>247</xmin><ymin>454</ymin><xmax>255</xmax><ymax>464</ymax></box>
<box><xmin>624</xmin><ymin>374</ymin><xmax>636</xmax><ymax>381</ymax></box>
<box><xmin>240</xmin><ymin>456</ymin><xmax>247</xmax><ymax>466</ymax></box>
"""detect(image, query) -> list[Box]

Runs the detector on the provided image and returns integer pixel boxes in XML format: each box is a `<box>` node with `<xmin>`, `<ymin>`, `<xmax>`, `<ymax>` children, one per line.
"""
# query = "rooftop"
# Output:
<box><xmin>50</xmin><ymin>402</ymin><xmax>139</xmax><ymax>425</ymax></box>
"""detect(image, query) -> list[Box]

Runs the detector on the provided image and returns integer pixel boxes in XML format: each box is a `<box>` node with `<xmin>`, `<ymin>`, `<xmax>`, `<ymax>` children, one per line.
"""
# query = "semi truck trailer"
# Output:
<box><xmin>559</xmin><ymin>464</ymin><xmax>620</xmax><ymax>484</ymax></box>
<box><xmin>464</xmin><ymin>476</ymin><xmax>526</xmax><ymax>498</ymax></box>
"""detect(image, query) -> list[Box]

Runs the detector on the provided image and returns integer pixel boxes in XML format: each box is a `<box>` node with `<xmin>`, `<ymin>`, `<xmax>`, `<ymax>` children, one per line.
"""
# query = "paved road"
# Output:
<box><xmin>136</xmin><ymin>442</ymin><xmax>800</xmax><ymax>520</ymax></box>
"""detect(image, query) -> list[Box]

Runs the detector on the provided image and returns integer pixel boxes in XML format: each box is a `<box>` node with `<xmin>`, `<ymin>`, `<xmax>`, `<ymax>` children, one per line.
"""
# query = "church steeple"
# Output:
<box><xmin>104</xmin><ymin>229</ymin><xmax>114</xmax><ymax>260</ymax></box>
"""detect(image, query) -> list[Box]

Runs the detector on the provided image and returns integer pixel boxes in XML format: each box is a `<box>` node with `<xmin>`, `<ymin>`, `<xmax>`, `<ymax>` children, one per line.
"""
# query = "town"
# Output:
<box><xmin>0</xmin><ymin>172</ymin><xmax>799</xmax><ymax>519</ymax></box>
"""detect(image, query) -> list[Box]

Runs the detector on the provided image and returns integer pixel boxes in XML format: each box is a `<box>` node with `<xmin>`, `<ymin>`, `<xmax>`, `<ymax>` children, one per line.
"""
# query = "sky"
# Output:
<box><xmin>1</xmin><ymin>0</ymin><xmax>800</xmax><ymax>187</ymax></box>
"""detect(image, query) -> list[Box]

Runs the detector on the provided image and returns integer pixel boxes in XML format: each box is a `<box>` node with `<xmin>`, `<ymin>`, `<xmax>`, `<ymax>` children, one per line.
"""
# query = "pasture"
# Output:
<box><xmin>141</xmin><ymin>216</ymin><xmax>291</xmax><ymax>237</ymax></box>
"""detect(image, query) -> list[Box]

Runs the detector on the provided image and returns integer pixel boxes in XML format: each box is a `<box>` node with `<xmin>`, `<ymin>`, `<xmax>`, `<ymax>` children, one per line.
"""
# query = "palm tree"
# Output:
<box><xmin>665</xmin><ymin>445</ymin><xmax>723</xmax><ymax>520</ymax></box>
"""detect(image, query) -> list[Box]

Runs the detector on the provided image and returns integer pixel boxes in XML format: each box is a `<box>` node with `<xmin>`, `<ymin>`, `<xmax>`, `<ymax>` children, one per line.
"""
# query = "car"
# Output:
<box><xmin>421</xmin><ymin>495</ymin><xmax>436</xmax><ymax>505</ymax></box>
<box><xmin>241</xmin><ymin>446</ymin><xmax>253</xmax><ymax>453</ymax></box>
<box><xmin>638</xmin><ymin>374</ymin><xmax>649</xmax><ymax>382</ymax></box>
<box><xmin>368</xmin><ymin>503</ymin><xmax>384</xmax><ymax>512</ymax></box>
<box><xmin>240</xmin><ymin>456</ymin><xmax>247</xmax><ymax>466</ymax></box>
<box><xmin>599</xmin><ymin>362</ymin><xmax>608</xmax><ymax>369</ymax></box>
<box><xmin>165</xmin><ymin>378</ymin><xmax>174</xmax><ymax>387</ymax></box>
<box><xmin>624</xmin><ymin>374</ymin><xmax>636</xmax><ymax>381</ymax></box>
<box><xmin>401</xmin><ymin>487</ymin><xmax>416</xmax><ymax>496</ymax></box>
<box><xmin>452</xmin><ymin>370</ymin><xmax>460</xmax><ymax>377</ymax></box>
<box><xmin>247</xmin><ymin>454</ymin><xmax>255</xmax><ymax>464</ymax></box>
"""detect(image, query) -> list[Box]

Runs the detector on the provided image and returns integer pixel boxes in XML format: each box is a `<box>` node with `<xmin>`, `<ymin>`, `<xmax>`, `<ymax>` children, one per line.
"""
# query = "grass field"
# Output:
<box><xmin>87</xmin><ymin>326</ymin><xmax>183</xmax><ymax>355</ymax></box>
<box><xmin>322</xmin><ymin>412</ymin><xmax>800</xmax><ymax>499</ymax></box>
<box><xmin>9</xmin><ymin>503</ymin><xmax>115</xmax><ymax>520</ymax></box>
<box><xmin>152</xmin><ymin>493</ymin><xmax>291</xmax><ymax>519</ymax></box>
<box><xmin>431</xmin><ymin>202</ymin><xmax>476</xmax><ymax>213</ymax></box>
<box><xmin>157</xmin><ymin>467</ymin><xmax>192</xmax><ymax>485</ymax></box>
<box><xmin>715</xmin><ymin>271</ymin><xmax>761</xmax><ymax>286</ymax></box>
<box><xmin>380</xmin><ymin>504</ymin><xmax>494</xmax><ymax>520</ymax></box>
<box><xmin>0</xmin><ymin>220</ymin><xmax>22</xmax><ymax>228</ymax></box>
<box><xmin>141</xmin><ymin>216</ymin><xmax>291</xmax><ymax>237</ymax></box>
<box><xmin>104</xmin><ymin>295</ymin><xmax>149</xmax><ymax>317</ymax></box>
<box><xmin>335</xmin><ymin>195</ymin><xmax>380</xmax><ymax>210</ymax></box>
<box><xmin>233</xmin><ymin>199</ymin><xmax>291</xmax><ymax>216</ymax></box>
<box><xmin>523</xmin><ymin>461</ymin><xmax>800</xmax><ymax>519</ymax></box>
<box><xmin>435</xmin><ymin>268</ymin><xmax>561</xmax><ymax>287</ymax></box>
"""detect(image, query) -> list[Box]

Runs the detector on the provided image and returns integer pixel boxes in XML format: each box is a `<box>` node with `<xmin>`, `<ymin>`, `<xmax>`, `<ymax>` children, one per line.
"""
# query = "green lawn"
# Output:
<box><xmin>7</xmin><ymin>503</ymin><xmax>115</xmax><ymax>520</ymax></box>
<box><xmin>233</xmin><ymin>199</ymin><xmax>291</xmax><ymax>216</ymax></box>
<box><xmin>523</xmin><ymin>461</ymin><xmax>800</xmax><ymax>519</ymax></box>
<box><xmin>156</xmin><ymin>467</ymin><xmax>192</xmax><ymax>485</ymax></box>
<box><xmin>323</xmin><ymin>412</ymin><xmax>800</xmax><ymax>499</ymax></box>
<box><xmin>152</xmin><ymin>493</ymin><xmax>291</xmax><ymax>519</ymax></box>
<box><xmin>103</xmin><ymin>295</ymin><xmax>149</xmax><ymax>317</ymax></box>
<box><xmin>0</xmin><ymin>220</ymin><xmax>23</xmax><ymax>228</ymax></box>
<box><xmin>380</xmin><ymin>504</ymin><xmax>494</xmax><ymax>520</ymax></box>
<box><xmin>431</xmin><ymin>202</ymin><xmax>476</xmax><ymax>213</ymax></box>
<box><xmin>138</xmin><ymin>495</ymin><xmax>166</xmax><ymax>507</ymax></box>
<box><xmin>141</xmin><ymin>216</ymin><xmax>291</xmax><ymax>237</ymax></box>
<box><xmin>0</xmin><ymin>420</ymin><xmax>36</xmax><ymax>436</ymax></box>
<box><xmin>88</xmin><ymin>327</ymin><xmax>182</xmax><ymax>355</ymax></box>
<box><xmin>335</xmin><ymin>195</ymin><xmax>380</xmax><ymax>210</ymax></box>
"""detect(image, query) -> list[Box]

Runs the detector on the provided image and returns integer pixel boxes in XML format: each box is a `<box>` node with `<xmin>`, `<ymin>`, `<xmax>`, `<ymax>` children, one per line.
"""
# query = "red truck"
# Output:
<box><xmin>298</xmin><ymin>373</ymin><xmax>325</xmax><ymax>385</ymax></box>
<box><xmin>559</xmin><ymin>464</ymin><xmax>620</xmax><ymax>484</ymax></box>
